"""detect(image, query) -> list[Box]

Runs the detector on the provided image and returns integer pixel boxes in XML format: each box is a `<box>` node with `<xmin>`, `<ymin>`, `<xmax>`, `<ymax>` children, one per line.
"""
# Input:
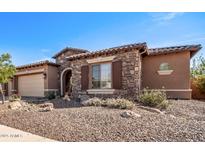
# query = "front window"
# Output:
<box><xmin>159</xmin><ymin>63</ymin><xmax>171</xmax><ymax>71</ymax></box>
<box><xmin>92</xmin><ymin>63</ymin><xmax>111</xmax><ymax>89</ymax></box>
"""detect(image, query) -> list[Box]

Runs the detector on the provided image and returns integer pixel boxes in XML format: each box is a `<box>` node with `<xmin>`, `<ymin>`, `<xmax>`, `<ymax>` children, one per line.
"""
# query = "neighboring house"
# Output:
<box><xmin>3</xmin><ymin>42</ymin><xmax>202</xmax><ymax>99</ymax></box>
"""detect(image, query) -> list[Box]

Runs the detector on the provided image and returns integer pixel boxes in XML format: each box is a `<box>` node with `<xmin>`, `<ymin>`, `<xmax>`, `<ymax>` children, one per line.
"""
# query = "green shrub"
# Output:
<box><xmin>157</xmin><ymin>100</ymin><xmax>169</xmax><ymax>109</ymax></box>
<box><xmin>82</xmin><ymin>97</ymin><xmax>103</xmax><ymax>106</ymax></box>
<box><xmin>45</xmin><ymin>91</ymin><xmax>56</xmax><ymax>100</ymax></box>
<box><xmin>82</xmin><ymin>97</ymin><xmax>134</xmax><ymax>109</ymax></box>
<box><xmin>105</xmin><ymin>98</ymin><xmax>134</xmax><ymax>109</ymax></box>
<box><xmin>9</xmin><ymin>94</ymin><xmax>21</xmax><ymax>102</ymax></box>
<box><xmin>139</xmin><ymin>89</ymin><xmax>169</xmax><ymax>109</ymax></box>
<box><xmin>193</xmin><ymin>75</ymin><xmax>205</xmax><ymax>93</ymax></box>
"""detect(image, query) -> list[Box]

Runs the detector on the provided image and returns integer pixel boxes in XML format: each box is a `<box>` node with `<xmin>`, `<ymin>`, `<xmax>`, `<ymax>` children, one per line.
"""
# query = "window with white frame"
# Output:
<box><xmin>92</xmin><ymin>63</ymin><xmax>112</xmax><ymax>89</ymax></box>
<box><xmin>159</xmin><ymin>63</ymin><xmax>171</xmax><ymax>71</ymax></box>
<box><xmin>158</xmin><ymin>62</ymin><xmax>173</xmax><ymax>75</ymax></box>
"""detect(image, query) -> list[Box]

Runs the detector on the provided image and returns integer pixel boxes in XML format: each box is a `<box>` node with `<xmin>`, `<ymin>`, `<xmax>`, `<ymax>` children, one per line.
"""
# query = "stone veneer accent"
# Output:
<box><xmin>56</xmin><ymin>50</ymin><xmax>84</xmax><ymax>65</ymax></box>
<box><xmin>59</xmin><ymin>49</ymin><xmax>141</xmax><ymax>99</ymax></box>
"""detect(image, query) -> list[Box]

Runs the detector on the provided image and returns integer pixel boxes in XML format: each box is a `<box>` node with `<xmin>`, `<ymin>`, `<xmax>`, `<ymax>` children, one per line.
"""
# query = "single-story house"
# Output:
<box><xmin>3</xmin><ymin>42</ymin><xmax>202</xmax><ymax>99</ymax></box>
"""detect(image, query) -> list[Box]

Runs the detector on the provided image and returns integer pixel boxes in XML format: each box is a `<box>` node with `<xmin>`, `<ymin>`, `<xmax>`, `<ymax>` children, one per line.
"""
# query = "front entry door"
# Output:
<box><xmin>63</xmin><ymin>70</ymin><xmax>72</xmax><ymax>96</ymax></box>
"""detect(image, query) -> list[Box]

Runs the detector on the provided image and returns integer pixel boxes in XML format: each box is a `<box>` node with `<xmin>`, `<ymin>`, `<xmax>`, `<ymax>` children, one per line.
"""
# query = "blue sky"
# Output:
<box><xmin>0</xmin><ymin>12</ymin><xmax>204</xmax><ymax>66</ymax></box>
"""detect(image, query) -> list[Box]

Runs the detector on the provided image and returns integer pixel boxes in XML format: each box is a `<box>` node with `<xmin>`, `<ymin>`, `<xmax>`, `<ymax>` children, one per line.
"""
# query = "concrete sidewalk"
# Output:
<box><xmin>0</xmin><ymin>124</ymin><xmax>55</xmax><ymax>142</ymax></box>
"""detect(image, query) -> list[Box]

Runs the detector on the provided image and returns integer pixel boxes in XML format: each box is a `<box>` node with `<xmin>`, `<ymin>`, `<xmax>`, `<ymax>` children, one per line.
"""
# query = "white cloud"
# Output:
<box><xmin>149</xmin><ymin>12</ymin><xmax>184</xmax><ymax>24</ymax></box>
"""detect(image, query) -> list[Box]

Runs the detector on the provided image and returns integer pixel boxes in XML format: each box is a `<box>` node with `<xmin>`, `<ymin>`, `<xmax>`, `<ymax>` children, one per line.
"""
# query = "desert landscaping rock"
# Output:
<box><xmin>79</xmin><ymin>95</ymin><xmax>90</xmax><ymax>102</ymax></box>
<box><xmin>120</xmin><ymin>111</ymin><xmax>141</xmax><ymax>118</ymax></box>
<box><xmin>138</xmin><ymin>105</ymin><xmax>165</xmax><ymax>114</ymax></box>
<box><xmin>38</xmin><ymin>102</ymin><xmax>54</xmax><ymax>112</ymax></box>
<box><xmin>1</xmin><ymin>100</ymin><xmax>40</xmax><ymax>112</ymax></box>
<box><xmin>63</xmin><ymin>95</ymin><xmax>71</xmax><ymax>101</ymax></box>
<box><xmin>169</xmin><ymin>115</ymin><xmax>176</xmax><ymax>119</ymax></box>
<box><xmin>39</xmin><ymin>102</ymin><xmax>54</xmax><ymax>108</ymax></box>
<box><xmin>39</xmin><ymin>106</ymin><xmax>53</xmax><ymax>112</ymax></box>
<box><xmin>0</xmin><ymin>100</ymin><xmax>204</xmax><ymax>141</ymax></box>
<box><xmin>8</xmin><ymin>101</ymin><xmax>22</xmax><ymax>110</ymax></box>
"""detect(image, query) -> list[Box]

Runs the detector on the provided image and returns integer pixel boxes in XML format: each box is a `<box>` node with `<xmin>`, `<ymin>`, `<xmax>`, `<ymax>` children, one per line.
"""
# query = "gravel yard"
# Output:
<box><xmin>0</xmin><ymin>99</ymin><xmax>205</xmax><ymax>142</ymax></box>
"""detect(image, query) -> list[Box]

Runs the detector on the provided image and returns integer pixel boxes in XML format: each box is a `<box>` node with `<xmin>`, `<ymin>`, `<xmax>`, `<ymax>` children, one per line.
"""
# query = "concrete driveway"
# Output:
<box><xmin>0</xmin><ymin>124</ymin><xmax>55</xmax><ymax>142</ymax></box>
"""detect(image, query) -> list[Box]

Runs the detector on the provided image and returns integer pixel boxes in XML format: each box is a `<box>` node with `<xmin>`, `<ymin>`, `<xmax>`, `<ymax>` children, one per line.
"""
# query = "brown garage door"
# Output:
<box><xmin>18</xmin><ymin>74</ymin><xmax>44</xmax><ymax>97</ymax></box>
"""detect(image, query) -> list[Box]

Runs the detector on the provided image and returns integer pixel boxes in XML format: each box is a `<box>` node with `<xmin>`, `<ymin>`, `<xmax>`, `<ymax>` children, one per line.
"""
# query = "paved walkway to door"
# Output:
<box><xmin>0</xmin><ymin>124</ymin><xmax>55</xmax><ymax>142</ymax></box>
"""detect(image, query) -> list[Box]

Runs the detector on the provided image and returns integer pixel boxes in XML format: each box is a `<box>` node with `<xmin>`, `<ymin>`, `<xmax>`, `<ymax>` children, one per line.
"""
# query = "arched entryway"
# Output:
<box><xmin>60</xmin><ymin>68</ymin><xmax>72</xmax><ymax>96</ymax></box>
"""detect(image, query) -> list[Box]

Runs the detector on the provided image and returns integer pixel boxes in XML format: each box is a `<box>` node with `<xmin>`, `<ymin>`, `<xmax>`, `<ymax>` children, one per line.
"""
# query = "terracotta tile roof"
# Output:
<box><xmin>66</xmin><ymin>42</ymin><xmax>147</xmax><ymax>60</ymax></box>
<box><xmin>148</xmin><ymin>44</ymin><xmax>202</xmax><ymax>57</ymax></box>
<box><xmin>52</xmin><ymin>47</ymin><xmax>89</xmax><ymax>58</ymax></box>
<box><xmin>16</xmin><ymin>60</ymin><xmax>59</xmax><ymax>69</ymax></box>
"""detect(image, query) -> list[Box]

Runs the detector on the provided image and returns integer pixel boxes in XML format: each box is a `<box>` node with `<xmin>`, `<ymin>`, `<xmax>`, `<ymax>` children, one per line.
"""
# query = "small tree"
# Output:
<box><xmin>191</xmin><ymin>55</ymin><xmax>205</xmax><ymax>77</ymax></box>
<box><xmin>191</xmin><ymin>55</ymin><xmax>205</xmax><ymax>93</ymax></box>
<box><xmin>0</xmin><ymin>53</ymin><xmax>16</xmax><ymax>104</ymax></box>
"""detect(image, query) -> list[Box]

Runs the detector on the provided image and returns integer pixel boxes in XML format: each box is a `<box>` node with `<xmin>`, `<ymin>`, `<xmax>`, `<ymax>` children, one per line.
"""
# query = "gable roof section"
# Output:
<box><xmin>16</xmin><ymin>60</ymin><xmax>60</xmax><ymax>70</ymax></box>
<box><xmin>66</xmin><ymin>42</ymin><xmax>147</xmax><ymax>61</ymax></box>
<box><xmin>148</xmin><ymin>44</ymin><xmax>202</xmax><ymax>57</ymax></box>
<box><xmin>16</xmin><ymin>43</ymin><xmax>202</xmax><ymax>70</ymax></box>
<box><xmin>52</xmin><ymin>47</ymin><xmax>89</xmax><ymax>59</ymax></box>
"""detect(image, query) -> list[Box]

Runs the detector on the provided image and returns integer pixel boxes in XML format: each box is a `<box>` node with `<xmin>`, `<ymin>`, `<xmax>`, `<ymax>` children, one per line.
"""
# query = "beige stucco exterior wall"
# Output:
<box><xmin>12</xmin><ymin>64</ymin><xmax>59</xmax><ymax>97</ymax></box>
<box><xmin>47</xmin><ymin>65</ymin><xmax>59</xmax><ymax>90</ymax></box>
<box><xmin>142</xmin><ymin>51</ymin><xmax>191</xmax><ymax>99</ymax></box>
<box><xmin>12</xmin><ymin>66</ymin><xmax>46</xmax><ymax>95</ymax></box>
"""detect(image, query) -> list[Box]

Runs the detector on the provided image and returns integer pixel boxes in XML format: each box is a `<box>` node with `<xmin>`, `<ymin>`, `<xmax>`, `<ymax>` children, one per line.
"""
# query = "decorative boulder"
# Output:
<box><xmin>169</xmin><ymin>115</ymin><xmax>176</xmax><ymax>119</ymax></box>
<box><xmin>79</xmin><ymin>95</ymin><xmax>90</xmax><ymax>102</ymax></box>
<box><xmin>8</xmin><ymin>101</ymin><xmax>22</xmax><ymax>110</ymax></box>
<box><xmin>81</xmin><ymin>97</ymin><xmax>102</xmax><ymax>106</ymax></box>
<box><xmin>120</xmin><ymin>111</ymin><xmax>141</xmax><ymax>118</ymax></box>
<box><xmin>40</xmin><ymin>106</ymin><xmax>53</xmax><ymax>112</ymax></box>
<box><xmin>63</xmin><ymin>94</ymin><xmax>71</xmax><ymax>101</ymax></box>
<box><xmin>39</xmin><ymin>102</ymin><xmax>54</xmax><ymax>108</ymax></box>
<box><xmin>39</xmin><ymin>102</ymin><xmax>54</xmax><ymax>112</ymax></box>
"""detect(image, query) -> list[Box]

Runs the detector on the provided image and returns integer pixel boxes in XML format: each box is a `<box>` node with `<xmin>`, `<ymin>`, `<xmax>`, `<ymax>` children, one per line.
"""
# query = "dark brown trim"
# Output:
<box><xmin>81</xmin><ymin>65</ymin><xmax>89</xmax><ymax>90</ymax></box>
<box><xmin>14</xmin><ymin>76</ymin><xmax>18</xmax><ymax>94</ymax></box>
<box><xmin>112</xmin><ymin>60</ymin><xmax>122</xmax><ymax>89</ymax></box>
